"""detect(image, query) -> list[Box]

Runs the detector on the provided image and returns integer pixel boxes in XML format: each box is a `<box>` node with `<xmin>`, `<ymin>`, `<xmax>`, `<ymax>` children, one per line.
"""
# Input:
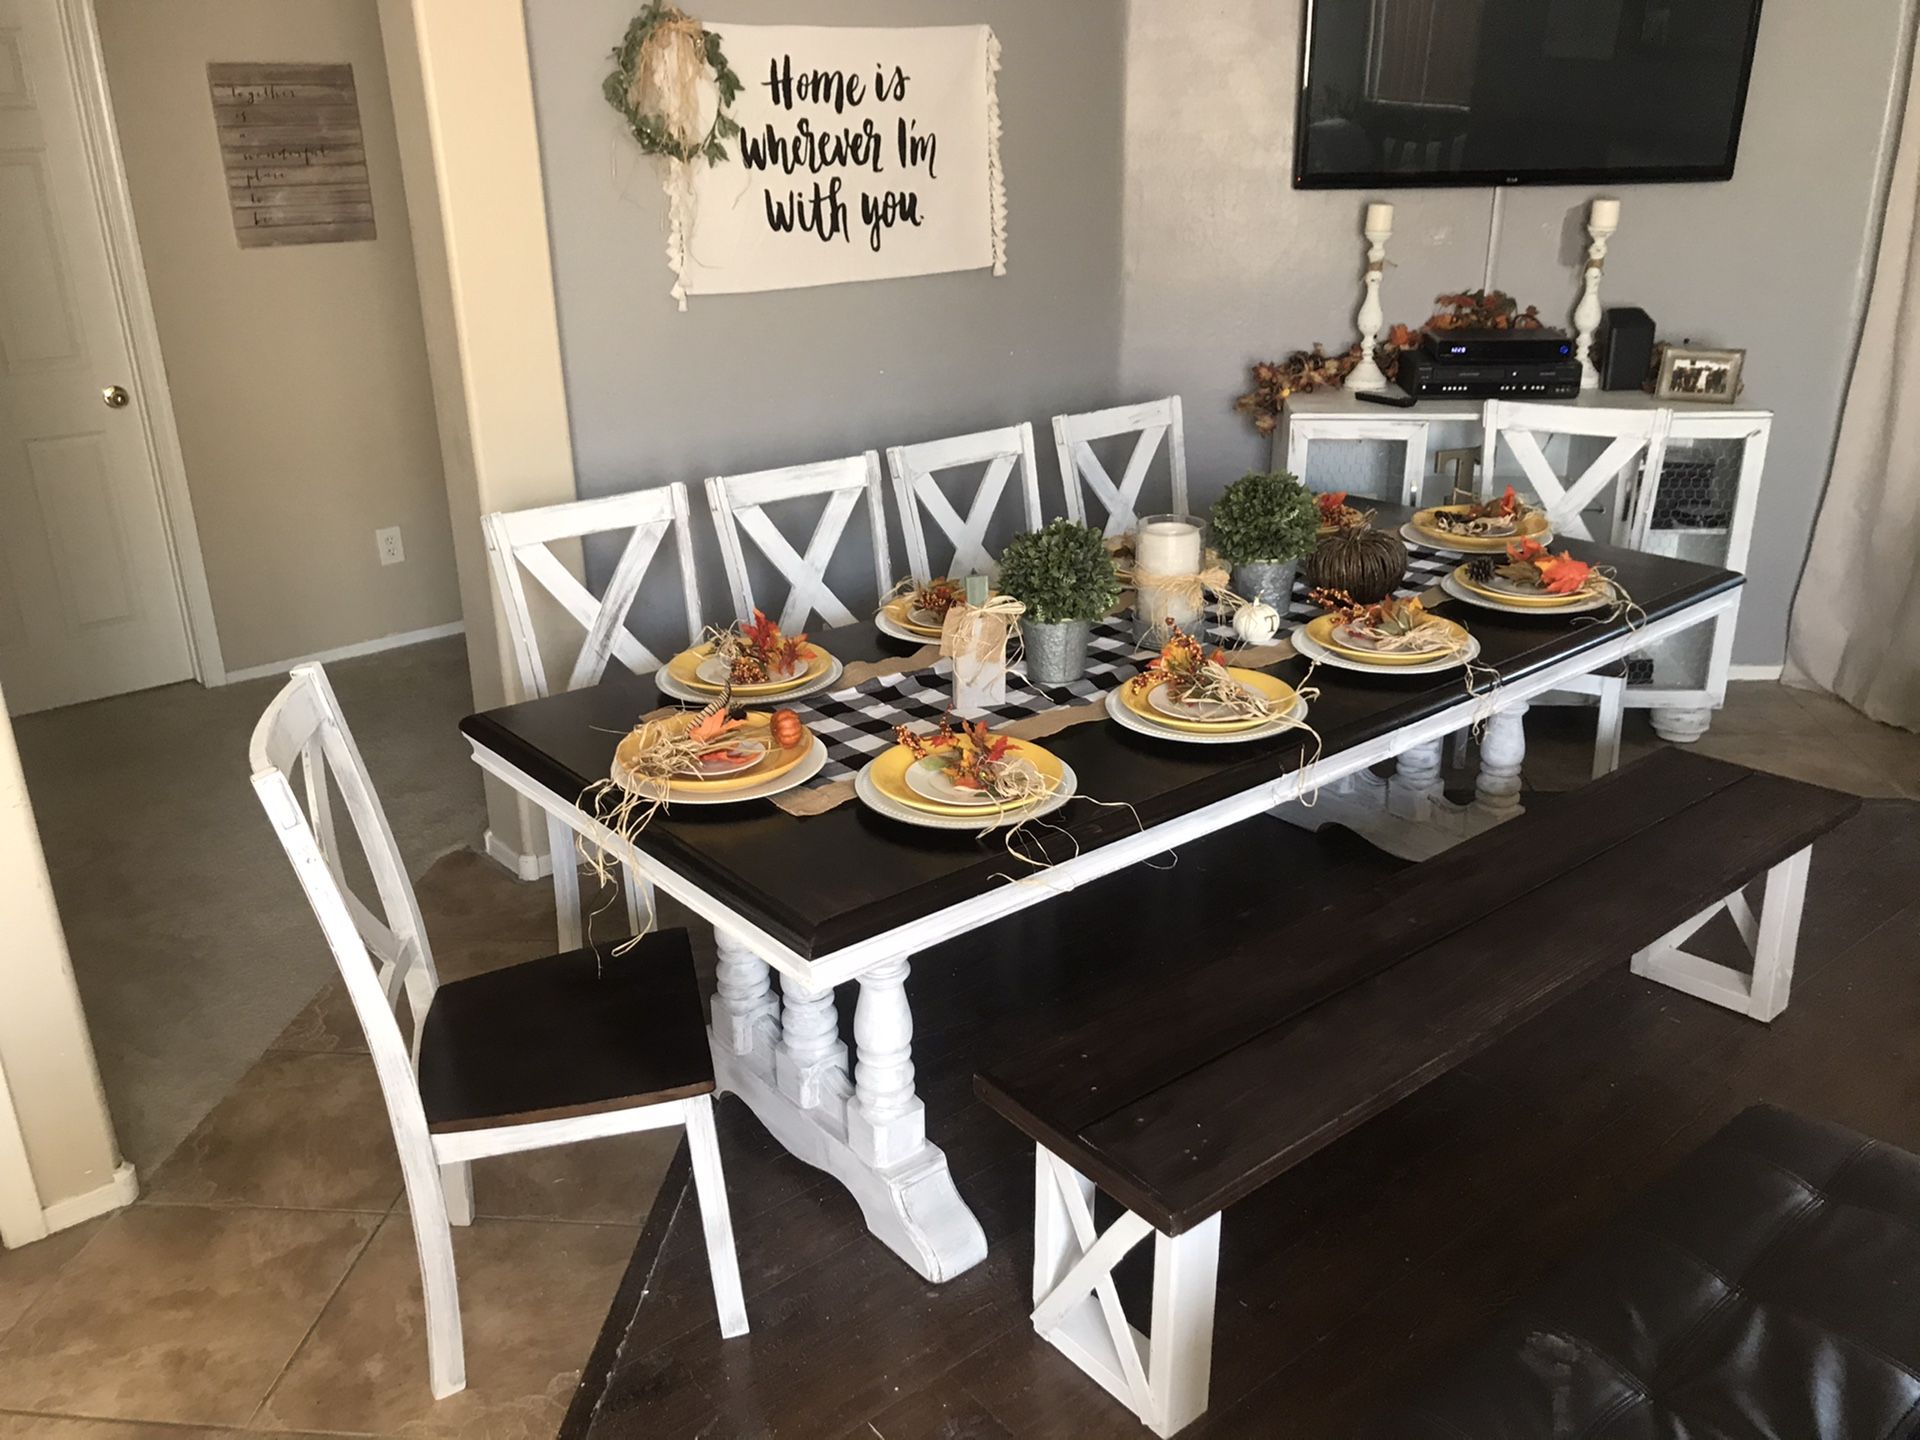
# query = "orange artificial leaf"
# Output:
<box><xmin>687</xmin><ymin>702</ymin><xmax>747</xmax><ymax>747</ymax></box>
<box><xmin>1535</xmin><ymin>553</ymin><xmax>1594</xmax><ymax>595</ymax></box>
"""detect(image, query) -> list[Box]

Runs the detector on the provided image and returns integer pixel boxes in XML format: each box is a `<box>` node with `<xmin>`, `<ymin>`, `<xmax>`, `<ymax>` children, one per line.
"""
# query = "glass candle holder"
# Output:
<box><xmin>1131</xmin><ymin>513</ymin><xmax>1207</xmax><ymax>649</ymax></box>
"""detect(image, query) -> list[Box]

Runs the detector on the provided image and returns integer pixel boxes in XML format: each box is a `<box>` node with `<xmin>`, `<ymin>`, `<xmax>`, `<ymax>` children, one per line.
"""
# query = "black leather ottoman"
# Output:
<box><xmin>1373</xmin><ymin>1106</ymin><xmax>1920</xmax><ymax>1438</ymax></box>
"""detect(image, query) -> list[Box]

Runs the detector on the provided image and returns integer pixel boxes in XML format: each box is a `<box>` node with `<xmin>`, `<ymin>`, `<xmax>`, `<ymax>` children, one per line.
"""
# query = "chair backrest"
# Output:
<box><xmin>885</xmin><ymin>423</ymin><xmax>1044</xmax><ymax>584</ymax></box>
<box><xmin>704</xmin><ymin>453</ymin><xmax>892</xmax><ymax>632</ymax></box>
<box><xmin>1052</xmin><ymin>397</ymin><xmax>1189</xmax><ymax>538</ymax></box>
<box><xmin>1480</xmin><ymin>400</ymin><xmax>1673</xmax><ymax>545</ymax></box>
<box><xmin>249</xmin><ymin>664</ymin><xmax>439</xmax><ymax>1150</ymax></box>
<box><xmin>482</xmin><ymin>485</ymin><xmax>701</xmax><ymax>701</ymax></box>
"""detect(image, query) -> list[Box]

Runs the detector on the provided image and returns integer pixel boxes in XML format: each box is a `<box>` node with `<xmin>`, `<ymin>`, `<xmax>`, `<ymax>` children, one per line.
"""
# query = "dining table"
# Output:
<box><xmin>459</xmin><ymin>503</ymin><xmax>1743</xmax><ymax>1284</ymax></box>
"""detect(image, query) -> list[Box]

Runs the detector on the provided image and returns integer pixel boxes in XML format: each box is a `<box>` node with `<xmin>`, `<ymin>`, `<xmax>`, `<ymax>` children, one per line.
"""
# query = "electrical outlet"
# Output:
<box><xmin>375</xmin><ymin>527</ymin><xmax>405</xmax><ymax>566</ymax></box>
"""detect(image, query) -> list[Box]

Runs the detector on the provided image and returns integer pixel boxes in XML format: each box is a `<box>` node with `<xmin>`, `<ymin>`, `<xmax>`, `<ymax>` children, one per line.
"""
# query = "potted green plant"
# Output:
<box><xmin>997</xmin><ymin>520</ymin><xmax>1121</xmax><ymax>684</ymax></box>
<box><xmin>1209</xmin><ymin>470</ymin><xmax>1320</xmax><ymax>607</ymax></box>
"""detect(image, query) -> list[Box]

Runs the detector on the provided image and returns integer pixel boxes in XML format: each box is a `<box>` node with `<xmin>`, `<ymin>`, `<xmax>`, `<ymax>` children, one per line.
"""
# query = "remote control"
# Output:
<box><xmin>1354</xmin><ymin>387</ymin><xmax>1418</xmax><ymax>408</ymax></box>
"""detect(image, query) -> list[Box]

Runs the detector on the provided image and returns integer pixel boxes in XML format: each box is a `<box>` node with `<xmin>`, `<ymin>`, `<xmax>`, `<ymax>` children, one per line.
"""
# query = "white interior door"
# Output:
<box><xmin>0</xmin><ymin>0</ymin><xmax>194</xmax><ymax>714</ymax></box>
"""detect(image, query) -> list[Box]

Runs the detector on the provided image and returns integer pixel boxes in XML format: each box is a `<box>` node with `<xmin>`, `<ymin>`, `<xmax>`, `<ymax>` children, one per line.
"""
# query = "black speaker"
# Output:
<box><xmin>1597</xmin><ymin>307</ymin><xmax>1656</xmax><ymax>391</ymax></box>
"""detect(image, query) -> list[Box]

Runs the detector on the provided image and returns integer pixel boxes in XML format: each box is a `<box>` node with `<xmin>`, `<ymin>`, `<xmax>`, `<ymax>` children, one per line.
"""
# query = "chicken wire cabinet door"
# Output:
<box><xmin>1278</xmin><ymin>417</ymin><xmax>1431</xmax><ymax>504</ymax></box>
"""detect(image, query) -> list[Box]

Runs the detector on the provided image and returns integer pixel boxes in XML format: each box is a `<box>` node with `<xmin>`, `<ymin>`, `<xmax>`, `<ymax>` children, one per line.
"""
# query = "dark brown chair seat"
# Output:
<box><xmin>1373</xmin><ymin>1105</ymin><xmax>1920</xmax><ymax>1438</ymax></box>
<box><xmin>418</xmin><ymin>929</ymin><xmax>714</xmax><ymax>1134</ymax></box>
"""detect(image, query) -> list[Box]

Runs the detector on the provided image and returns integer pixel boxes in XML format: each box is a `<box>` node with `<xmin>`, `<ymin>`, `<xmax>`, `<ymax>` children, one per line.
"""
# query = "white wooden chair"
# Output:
<box><xmin>481</xmin><ymin>487</ymin><xmax>701</xmax><ymax>949</ymax></box>
<box><xmin>1470</xmin><ymin>401</ymin><xmax>1662</xmax><ymax>780</ymax></box>
<box><xmin>1479</xmin><ymin>400</ymin><xmax>1672</xmax><ymax>545</ymax></box>
<box><xmin>705</xmin><ymin>454</ymin><xmax>893</xmax><ymax>632</ymax></box>
<box><xmin>885</xmin><ymin>423</ymin><xmax>1044</xmax><ymax>584</ymax></box>
<box><xmin>1053</xmin><ymin>397</ymin><xmax>1190</xmax><ymax>537</ymax></box>
<box><xmin>250</xmin><ymin>663</ymin><xmax>747</xmax><ymax>1400</ymax></box>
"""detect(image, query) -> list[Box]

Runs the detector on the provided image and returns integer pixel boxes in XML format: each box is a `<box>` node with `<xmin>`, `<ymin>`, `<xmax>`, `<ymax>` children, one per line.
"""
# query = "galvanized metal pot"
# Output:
<box><xmin>1022</xmin><ymin>618</ymin><xmax>1092</xmax><ymax>685</ymax></box>
<box><xmin>1231</xmin><ymin>559</ymin><xmax>1298</xmax><ymax>610</ymax></box>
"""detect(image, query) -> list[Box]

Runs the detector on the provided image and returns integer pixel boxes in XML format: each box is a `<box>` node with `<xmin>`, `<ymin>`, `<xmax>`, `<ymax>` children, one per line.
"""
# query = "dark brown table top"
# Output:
<box><xmin>462</xmin><ymin>507</ymin><xmax>1741</xmax><ymax>962</ymax></box>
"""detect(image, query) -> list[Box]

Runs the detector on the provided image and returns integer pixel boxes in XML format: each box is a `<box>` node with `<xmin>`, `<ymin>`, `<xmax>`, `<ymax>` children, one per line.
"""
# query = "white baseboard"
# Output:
<box><xmin>1728</xmin><ymin>663</ymin><xmax>1786</xmax><ymax>682</ymax></box>
<box><xmin>221</xmin><ymin>621</ymin><xmax>466</xmax><ymax>684</ymax></box>
<box><xmin>41</xmin><ymin>1160</ymin><xmax>137</xmax><ymax>1234</ymax></box>
<box><xmin>484</xmin><ymin>827</ymin><xmax>552</xmax><ymax>882</ymax></box>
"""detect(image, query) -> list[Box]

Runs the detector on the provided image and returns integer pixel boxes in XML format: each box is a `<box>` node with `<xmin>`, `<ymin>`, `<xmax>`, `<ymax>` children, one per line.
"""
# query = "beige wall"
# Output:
<box><xmin>97</xmin><ymin>0</ymin><xmax>460</xmax><ymax>674</ymax></box>
<box><xmin>376</xmin><ymin>0</ymin><xmax>582</xmax><ymax>865</ymax></box>
<box><xmin>0</xmin><ymin>682</ymin><xmax>122</xmax><ymax>1237</ymax></box>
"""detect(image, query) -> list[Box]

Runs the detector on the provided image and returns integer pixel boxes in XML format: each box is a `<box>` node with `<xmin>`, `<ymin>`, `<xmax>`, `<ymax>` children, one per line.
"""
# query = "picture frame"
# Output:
<box><xmin>1654</xmin><ymin>345</ymin><xmax>1746</xmax><ymax>405</ymax></box>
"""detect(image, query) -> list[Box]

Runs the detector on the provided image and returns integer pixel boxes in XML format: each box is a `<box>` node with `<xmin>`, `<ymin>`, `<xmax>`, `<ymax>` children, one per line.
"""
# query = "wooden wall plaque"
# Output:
<box><xmin>209</xmin><ymin>62</ymin><xmax>375</xmax><ymax>248</ymax></box>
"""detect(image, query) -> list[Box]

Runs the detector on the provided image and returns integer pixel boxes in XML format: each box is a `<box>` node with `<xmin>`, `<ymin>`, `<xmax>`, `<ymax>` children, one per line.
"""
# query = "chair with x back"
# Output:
<box><xmin>886</xmin><ymin>422</ymin><xmax>1044</xmax><ymax>585</ymax></box>
<box><xmin>482</xmin><ymin>485</ymin><xmax>701</xmax><ymax>949</ymax></box>
<box><xmin>705</xmin><ymin>452</ymin><xmax>893</xmax><ymax>631</ymax></box>
<box><xmin>1052</xmin><ymin>397</ymin><xmax>1190</xmax><ymax>538</ymax></box>
<box><xmin>251</xmin><ymin>663</ymin><xmax>746</xmax><ymax>1400</ymax></box>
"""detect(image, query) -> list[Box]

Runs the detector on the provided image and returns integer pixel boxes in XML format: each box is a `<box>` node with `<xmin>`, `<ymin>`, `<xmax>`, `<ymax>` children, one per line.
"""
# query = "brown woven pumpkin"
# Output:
<box><xmin>1305</xmin><ymin>521</ymin><xmax>1407</xmax><ymax>604</ymax></box>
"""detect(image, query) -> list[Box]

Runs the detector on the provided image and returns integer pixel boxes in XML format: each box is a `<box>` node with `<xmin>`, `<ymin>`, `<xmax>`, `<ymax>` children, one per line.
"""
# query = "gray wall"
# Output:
<box><xmin>1121</xmin><ymin>0</ymin><xmax>1917</xmax><ymax>665</ymax></box>
<box><xmin>524</xmin><ymin>0</ymin><xmax>1127</xmax><ymax>641</ymax></box>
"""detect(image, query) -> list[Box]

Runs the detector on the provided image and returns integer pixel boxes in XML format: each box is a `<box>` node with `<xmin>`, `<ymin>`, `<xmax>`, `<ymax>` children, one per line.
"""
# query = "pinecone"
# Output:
<box><xmin>1465</xmin><ymin>557</ymin><xmax>1495</xmax><ymax>584</ymax></box>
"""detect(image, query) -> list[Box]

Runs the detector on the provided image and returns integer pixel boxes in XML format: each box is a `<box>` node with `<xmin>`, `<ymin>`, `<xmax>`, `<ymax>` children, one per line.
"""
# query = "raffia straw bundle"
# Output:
<box><xmin>628</xmin><ymin>7</ymin><xmax>711</xmax><ymax>151</ymax></box>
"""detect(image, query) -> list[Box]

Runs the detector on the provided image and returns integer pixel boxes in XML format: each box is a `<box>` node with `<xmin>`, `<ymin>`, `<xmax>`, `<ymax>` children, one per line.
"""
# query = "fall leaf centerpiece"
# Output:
<box><xmin>708</xmin><ymin>608</ymin><xmax>817</xmax><ymax>686</ymax></box>
<box><xmin>1128</xmin><ymin>628</ymin><xmax>1275</xmax><ymax>723</ymax></box>
<box><xmin>892</xmin><ymin>714</ymin><xmax>1056</xmax><ymax>811</ymax></box>
<box><xmin>1309</xmin><ymin>588</ymin><xmax>1468</xmax><ymax>662</ymax></box>
<box><xmin>1425</xmin><ymin>486</ymin><xmax>1537</xmax><ymax>540</ymax></box>
<box><xmin>1463</xmin><ymin>539</ymin><xmax>1615</xmax><ymax>607</ymax></box>
<box><xmin>1315</xmin><ymin>490</ymin><xmax>1367</xmax><ymax>534</ymax></box>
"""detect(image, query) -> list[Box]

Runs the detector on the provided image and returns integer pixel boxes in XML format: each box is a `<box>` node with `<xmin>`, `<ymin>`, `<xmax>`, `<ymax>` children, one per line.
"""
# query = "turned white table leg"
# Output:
<box><xmin>1388</xmin><ymin>737</ymin><xmax>1446</xmax><ymax>822</ymax></box>
<box><xmin>847</xmin><ymin>956</ymin><xmax>927</xmax><ymax>1169</ymax></box>
<box><xmin>711</xmin><ymin>929</ymin><xmax>780</xmax><ymax>1072</ymax></box>
<box><xmin>776</xmin><ymin>974</ymin><xmax>850</xmax><ymax>1112</ymax></box>
<box><xmin>1473</xmin><ymin>702</ymin><xmax>1530</xmax><ymax>820</ymax></box>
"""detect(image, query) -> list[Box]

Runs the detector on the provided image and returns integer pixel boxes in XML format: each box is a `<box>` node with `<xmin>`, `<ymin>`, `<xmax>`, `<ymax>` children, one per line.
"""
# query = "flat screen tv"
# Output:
<box><xmin>1295</xmin><ymin>0</ymin><xmax>1765</xmax><ymax>189</ymax></box>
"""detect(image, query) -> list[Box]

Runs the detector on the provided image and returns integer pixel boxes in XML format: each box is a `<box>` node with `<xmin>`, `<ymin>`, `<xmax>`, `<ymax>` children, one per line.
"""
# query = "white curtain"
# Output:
<box><xmin>1786</xmin><ymin>63</ymin><xmax>1920</xmax><ymax>731</ymax></box>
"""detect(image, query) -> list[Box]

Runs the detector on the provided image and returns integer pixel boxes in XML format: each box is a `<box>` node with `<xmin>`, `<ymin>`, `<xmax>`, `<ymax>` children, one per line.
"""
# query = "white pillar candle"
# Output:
<box><xmin>1589</xmin><ymin>197</ymin><xmax>1621</xmax><ymax>230</ymax></box>
<box><xmin>1134</xmin><ymin>517</ymin><xmax>1203</xmax><ymax>578</ymax></box>
<box><xmin>1365</xmin><ymin>201</ymin><xmax>1395</xmax><ymax>232</ymax></box>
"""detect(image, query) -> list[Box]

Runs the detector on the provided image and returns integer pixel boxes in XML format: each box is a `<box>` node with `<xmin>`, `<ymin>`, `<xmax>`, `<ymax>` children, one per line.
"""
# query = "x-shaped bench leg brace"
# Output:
<box><xmin>1030</xmin><ymin>1147</ymin><xmax>1221</xmax><ymax>1437</ymax></box>
<box><xmin>1631</xmin><ymin>844</ymin><xmax>1812</xmax><ymax>1021</ymax></box>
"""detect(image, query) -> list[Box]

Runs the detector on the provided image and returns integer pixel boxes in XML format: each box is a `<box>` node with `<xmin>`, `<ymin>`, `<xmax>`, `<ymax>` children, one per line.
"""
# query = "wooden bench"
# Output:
<box><xmin>973</xmin><ymin>749</ymin><xmax>1859</xmax><ymax>1438</ymax></box>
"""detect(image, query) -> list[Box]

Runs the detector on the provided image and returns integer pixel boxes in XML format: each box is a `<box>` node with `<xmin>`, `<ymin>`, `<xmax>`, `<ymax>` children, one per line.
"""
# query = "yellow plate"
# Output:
<box><xmin>614</xmin><ymin>711</ymin><xmax>815</xmax><ymax>796</ymax></box>
<box><xmin>1453</xmin><ymin>566</ymin><xmax>1590</xmax><ymax>609</ymax></box>
<box><xmin>866</xmin><ymin>737</ymin><xmax>1066</xmax><ymax>817</ymax></box>
<box><xmin>879</xmin><ymin>594</ymin><xmax>948</xmax><ymax>638</ymax></box>
<box><xmin>1303</xmin><ymin>613</ymin><xmax>1468</xmax><ymax>665</ymax></box>
<box><xmin>663</xmin><ymin>641</ymin><xmax>835</xmax><ymax>696</ymax></box>
<box><xmin>1119</xmin><ymin>667</ymin><xmax>1297</xmax><ymax>734</ymax></box>
<box><xmin>1411</xmin><ymin>504</ymin><xmax>1552</xmax><ymax>553</ymax></box>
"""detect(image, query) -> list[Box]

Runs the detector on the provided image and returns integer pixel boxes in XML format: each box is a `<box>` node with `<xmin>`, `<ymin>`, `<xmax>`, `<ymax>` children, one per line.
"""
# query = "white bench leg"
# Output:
<box><xmin>1030</xmin><ymin>1147</ymin><xmax>1221</xmax><ymax>1439</ymax></box>
<box><xmin>439</xmin><ymin>1160</ymin><xmax>474</xmax><ymax>1227</ymax></box>
<box><xmin>620</xmin><ymin>863</ymin><xmax>654</xmax><ymax>937</ymax></box>
<box><xmin>1631</xmin><ymin>843</ymin><xmax>1812</xmax><ymax>1022</ymax></box>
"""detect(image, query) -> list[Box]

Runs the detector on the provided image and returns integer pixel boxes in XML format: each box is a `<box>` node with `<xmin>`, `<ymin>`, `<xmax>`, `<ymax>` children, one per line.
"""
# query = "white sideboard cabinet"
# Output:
<box><xmin>1280</xmin><ymin>390</ymin><xmax>1770</xmax><ymax>742</ymax></box>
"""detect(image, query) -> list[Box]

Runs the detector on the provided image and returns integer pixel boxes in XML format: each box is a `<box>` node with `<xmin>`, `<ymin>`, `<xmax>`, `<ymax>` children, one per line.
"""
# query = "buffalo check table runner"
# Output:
<box><xmin>783</xmin><ymin>541</ymin><xmax>1462</xmax><ymax>791</ymax></box>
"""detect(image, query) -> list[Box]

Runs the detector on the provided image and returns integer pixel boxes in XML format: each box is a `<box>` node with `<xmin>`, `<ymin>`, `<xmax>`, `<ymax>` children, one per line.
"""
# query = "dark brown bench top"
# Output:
<box><xmin>974</xmin><ymin>750</ymin><xmax>1860</xmax><ymax>1235</ymax></box>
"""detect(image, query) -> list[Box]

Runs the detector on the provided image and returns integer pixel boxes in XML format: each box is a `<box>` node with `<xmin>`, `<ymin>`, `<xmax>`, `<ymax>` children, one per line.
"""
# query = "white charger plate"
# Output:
<box><xmin>1439</xmin><ymin>572</ymin><xmax>1611</xmax><ymax>616</ymax></box>
<box><xmin>654</xmin><ymin>656</ymin><xmax>845</xmax><ymax>705</ymax></box>
<box><xmin>1292</xmin><ymin>622</ymin><xmax>1483</xmax><ymax>675</ymax></box>
<box><xmin>1105</xmin><ymin>688</ymin><xmax>1310</xmax><ymax>745</ymax></box>
<box><xmin>855</xmin><ymin>757</ymin><xmax>1077</xmax><ymax>830</ymax></box>
<box><xmin>610</xmin><ymin>737</ymin><xmax>827</xmax><ymax>806</ymax></box>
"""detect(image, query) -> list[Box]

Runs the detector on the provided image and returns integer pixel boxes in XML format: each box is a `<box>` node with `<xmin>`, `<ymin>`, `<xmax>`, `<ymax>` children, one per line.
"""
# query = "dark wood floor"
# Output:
<box><xmin>568</xmin><ymin>799</ymin><xmax>1920</xmax><ymax>1440</ymax></box>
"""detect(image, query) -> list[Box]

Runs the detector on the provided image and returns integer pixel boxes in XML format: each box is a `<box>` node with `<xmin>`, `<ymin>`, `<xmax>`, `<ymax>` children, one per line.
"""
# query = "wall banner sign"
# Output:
<box><xmin>209</xmin><ymin>63</ymin><xmax>374</xmax><ymax>248</ymax></box>
<box><xmin>673</xmin><ymin>25</ymin><xmax>1006</xmax><ymax>301</ymax></box>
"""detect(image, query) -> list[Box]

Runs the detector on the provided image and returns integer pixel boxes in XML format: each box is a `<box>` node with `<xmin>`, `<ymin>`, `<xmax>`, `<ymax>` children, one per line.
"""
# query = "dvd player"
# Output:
<box><xmin>1421</xmin><ymin>329</ymin><xmax>1576</xmax><ymax>364</ymax></box>
<box><xmin>1399</xmin><ymin>351</ymin><xmax>1582</xmax><ymax>400</ymax></box>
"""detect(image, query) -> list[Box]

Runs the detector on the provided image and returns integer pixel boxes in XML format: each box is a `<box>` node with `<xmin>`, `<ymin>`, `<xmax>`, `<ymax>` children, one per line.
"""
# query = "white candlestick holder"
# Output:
<box><xmin>1346</xmin><ymin>214</ymin><xmax>1394</xmax><ymax>393</ymax></box>
<box><xmin>1574</xmin><ymin>203</ymin><xmax>1620</xmax><ymax>391</ymax></box>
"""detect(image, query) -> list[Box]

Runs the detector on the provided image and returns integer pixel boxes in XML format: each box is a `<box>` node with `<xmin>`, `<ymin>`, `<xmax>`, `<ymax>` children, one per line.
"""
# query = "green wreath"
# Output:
<box><xmin>603</xmin><ymin>2</ymin><xmax>743</xmax><ymax>166</ymax></box>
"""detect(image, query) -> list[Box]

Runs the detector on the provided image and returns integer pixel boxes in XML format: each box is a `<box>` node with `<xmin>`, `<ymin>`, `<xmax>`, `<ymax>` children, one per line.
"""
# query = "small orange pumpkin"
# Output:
<box><xmin>770</xmin><ymin>709</ymin><xmax>803</xmax><ymax>750</ymax></box>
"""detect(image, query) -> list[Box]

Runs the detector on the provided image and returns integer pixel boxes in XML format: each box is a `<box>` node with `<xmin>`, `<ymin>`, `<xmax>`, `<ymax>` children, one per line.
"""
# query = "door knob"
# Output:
<box><xmin>102</xmin><ymin>385</ymin><xmax>129</xmax><ymax>409</ymax></box>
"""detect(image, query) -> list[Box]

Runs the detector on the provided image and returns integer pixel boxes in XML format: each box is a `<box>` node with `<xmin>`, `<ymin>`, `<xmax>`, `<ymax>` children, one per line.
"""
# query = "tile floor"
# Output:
<box><xmin>0</xmin><ymin>681</ymin><xmax>1915</xmax><ymax>1438</ymax></box>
